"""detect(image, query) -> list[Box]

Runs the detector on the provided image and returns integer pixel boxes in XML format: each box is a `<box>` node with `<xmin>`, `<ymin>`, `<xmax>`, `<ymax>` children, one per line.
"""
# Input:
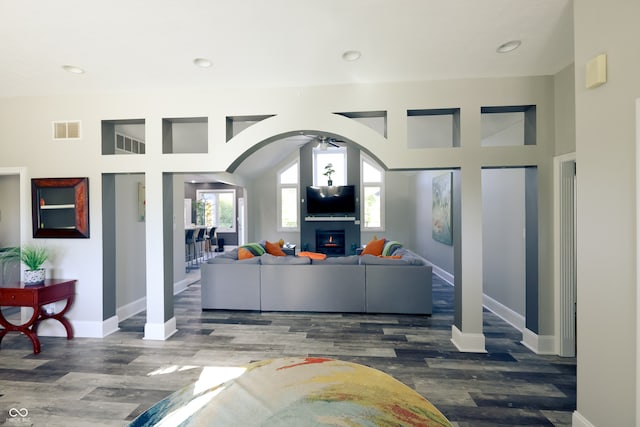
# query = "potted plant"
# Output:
<box><xmin>323</xmin><ymin>163</ymin><xmax>335</xmax><ymax>186</ymax></box>
<box><xmin>0</xmin><ymin>245</ymin><xmax>49</xmax><ymax>285</ymax></box>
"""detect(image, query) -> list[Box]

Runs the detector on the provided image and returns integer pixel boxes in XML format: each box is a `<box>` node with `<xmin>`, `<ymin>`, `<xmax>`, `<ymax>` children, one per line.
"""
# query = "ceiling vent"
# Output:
<box><xmin>53</xmin><ymin>121</ymin><xmax>81</xmax><ymax>140</ymax></box>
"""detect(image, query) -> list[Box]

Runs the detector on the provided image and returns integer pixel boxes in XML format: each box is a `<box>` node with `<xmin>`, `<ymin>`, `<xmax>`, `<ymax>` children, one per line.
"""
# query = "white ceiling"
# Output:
<box><xmin>1</xmin><ymin>0</ymin><xmax>574</xmax><ymax>179</ymax></box>
<box><xmin>0</xmin><ymin>0</ymin><xmax>573</xmax><ymax>98</ymax></box>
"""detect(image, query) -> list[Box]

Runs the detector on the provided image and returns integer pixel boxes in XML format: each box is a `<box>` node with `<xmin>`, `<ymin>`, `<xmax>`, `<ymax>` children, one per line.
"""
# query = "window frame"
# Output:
<box><xmin>312</xmin><ymin>146</ymin><xmax>347</xmax><ymax>186</ymax></box>
<box><xmin>277</xmin><ymin>159</ymin><xmax>299</xmax><ymax>232</ymax></box>
<box><xmin>195</xmin><ymin>188</ymin><xmax>237</xmax><ymax>233</ymax></box>
<box><xmin>360</xmin><ymin>153</ymin><xmax>385</xmax><ymax>231</ymax></box>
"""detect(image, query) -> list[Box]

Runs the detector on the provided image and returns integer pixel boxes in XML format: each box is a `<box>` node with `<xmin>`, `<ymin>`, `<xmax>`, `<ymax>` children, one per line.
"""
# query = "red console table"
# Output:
<box><xmin>0</xmin><ymin>279</ymin><xmax>76</xmax><ymax>354</ymax></box>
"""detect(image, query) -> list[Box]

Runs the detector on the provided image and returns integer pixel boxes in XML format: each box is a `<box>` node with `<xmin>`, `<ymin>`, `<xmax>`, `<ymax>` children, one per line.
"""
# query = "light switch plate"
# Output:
<box><xmin>586</xmin><ymin>54</ymin><xmax>607</xmax><ymax>89</ymax></box>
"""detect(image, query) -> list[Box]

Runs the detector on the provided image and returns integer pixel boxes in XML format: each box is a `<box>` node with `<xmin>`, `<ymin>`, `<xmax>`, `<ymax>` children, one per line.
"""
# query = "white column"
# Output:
<box><xmin>143</xmin><ymin>171</ymin><xmax>177</xmax><ymax>340</ymax></box>
<box><xmin>451</xmin><ymin>164</ymin><xmax>486</xmax><ymax>352</ymax></box>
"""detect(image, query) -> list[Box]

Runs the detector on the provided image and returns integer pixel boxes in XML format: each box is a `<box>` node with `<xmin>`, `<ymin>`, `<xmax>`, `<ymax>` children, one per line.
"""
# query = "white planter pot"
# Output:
<box><xmin>24</xmin><ymin>268</ymin><xmax>45</xmax><ymax>285</ymax></box>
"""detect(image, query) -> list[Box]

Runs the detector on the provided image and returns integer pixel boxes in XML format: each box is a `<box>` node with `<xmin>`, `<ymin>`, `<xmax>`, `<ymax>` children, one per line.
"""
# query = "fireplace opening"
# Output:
<box><xmin>316</xmin><ymin>229</ymin><xmax>345</xmax><ymax>256</ymax></box>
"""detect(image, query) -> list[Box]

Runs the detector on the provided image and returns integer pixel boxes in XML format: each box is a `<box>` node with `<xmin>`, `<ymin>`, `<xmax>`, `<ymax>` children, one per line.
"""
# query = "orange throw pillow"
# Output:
<box><xmin>360</xmin><ymin>238</ymin><xmax>385</xmax><ymax>256</ymax></box>
<box><xmin>238</xmin><ymin>247</ymin><xmax>254</xmax><ymax>260</ymax></box>
<box><xmin>265</xmin><ymin>240</ymin><xmax>287</xmax><ymax>256</ymax></box>
<box><xmin>298</xmin><ymin>251</ymin><xmax>327</xmax><ymax>260</ymax></box>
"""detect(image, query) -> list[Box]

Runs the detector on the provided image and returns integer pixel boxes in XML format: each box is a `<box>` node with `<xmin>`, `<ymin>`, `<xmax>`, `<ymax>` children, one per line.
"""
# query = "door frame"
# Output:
<box><xmin>553</xmin><ymin>152</ymin><xmax>577</xmax><ymax>357</ymax></box>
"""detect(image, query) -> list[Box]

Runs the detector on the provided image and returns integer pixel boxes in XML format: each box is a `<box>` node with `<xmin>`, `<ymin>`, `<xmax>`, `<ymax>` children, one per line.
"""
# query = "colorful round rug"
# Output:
<box><xmin>130</xmin><ymin>356</ymin><xmax>452</xmax><ymax>426</ymax></box>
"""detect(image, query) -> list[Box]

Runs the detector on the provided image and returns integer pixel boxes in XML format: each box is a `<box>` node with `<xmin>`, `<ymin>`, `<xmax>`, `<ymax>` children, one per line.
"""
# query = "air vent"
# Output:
<box><xmin>115</xmin><ymin>132</ymin><xmax>145</xmax><ymax>154</ymax></box>
<box><xmin>53</xmin><ymin>121</ymin><xmax>81</xmax><ymax>140</ymax></box>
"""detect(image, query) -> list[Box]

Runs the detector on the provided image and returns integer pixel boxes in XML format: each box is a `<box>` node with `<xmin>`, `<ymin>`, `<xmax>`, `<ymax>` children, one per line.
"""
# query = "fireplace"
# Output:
<box><xmin>316</xmin><ymin>229</ymin><xmax>345</xmax><ymax>256</ymax></box>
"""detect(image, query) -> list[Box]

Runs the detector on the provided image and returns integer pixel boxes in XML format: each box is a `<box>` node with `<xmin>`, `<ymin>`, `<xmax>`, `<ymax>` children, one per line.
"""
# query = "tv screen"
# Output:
<box><xmin>306</xmin><ymin>185</ymin><xmax>356</xmax><ymax>215</ymax></box>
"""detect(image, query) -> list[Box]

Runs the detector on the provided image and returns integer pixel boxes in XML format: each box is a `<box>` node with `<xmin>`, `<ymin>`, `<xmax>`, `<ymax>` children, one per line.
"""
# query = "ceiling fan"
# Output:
<box><xmin>308</xmin><ymin>135</ymin><xmax>345</xmax><ymax>150</ymax></box>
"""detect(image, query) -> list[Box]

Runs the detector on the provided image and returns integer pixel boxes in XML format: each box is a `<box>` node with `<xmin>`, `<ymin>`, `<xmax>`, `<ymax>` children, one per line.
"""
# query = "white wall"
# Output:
<box><xmin>574</xmin><ymin>1</ymin><xmax>640</xmax><ymax>425</ymax></box>
<box><xmin>0</xmin><ymin>75</ymin><xmax>556</xmax><ymax>344</ymax></box>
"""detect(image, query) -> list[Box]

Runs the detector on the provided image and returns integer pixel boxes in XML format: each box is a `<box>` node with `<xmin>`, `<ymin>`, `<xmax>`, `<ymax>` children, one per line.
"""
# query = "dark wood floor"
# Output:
<box><xmin>0</xmin><ymin>275</ymin><xmax>575</xmax><ymax>426</ymax></box>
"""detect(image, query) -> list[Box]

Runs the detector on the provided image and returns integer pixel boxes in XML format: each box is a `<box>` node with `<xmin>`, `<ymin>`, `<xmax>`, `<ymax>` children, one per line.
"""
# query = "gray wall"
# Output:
<box><xmin>362</xmin><ymin>171</ymin><xmax>417</xmax><ymax>249</ymax></box>
<box><xmin>115</xmin><ymin>174</ymin><xmax>146</xmax><ymax>309</ymax></box>
<box><xmin>246</xmin><ymin>156</ymin><xmax>300</xmax><ymax>246</ymax></box>
<box><xmin>553</xmin><ymin>63</ymin><xmax>576</xmax><ymax>156</ymax></box>
<box><xmin>414</xmin><ymin>170</ymin><xmax>455</xmax><ymax>277</ymax></box>
<box><xmin>0</xmin><ymin>174</ymin><xmax>20</xmax><ymax>248</ymax></box>
<box><xmin>300</xmin><ymin>142</ymin><xmax>361</xmax><ymax>253</ymax></box>
<box><xmin>482</xmin><ymin>169</ymin><xmax>526</xmax><ymax>315</ymax></box>
<box><xmin>246</xmin><ymin>150</ymin><xmax>419</xmax><ymax>253</ymax></box>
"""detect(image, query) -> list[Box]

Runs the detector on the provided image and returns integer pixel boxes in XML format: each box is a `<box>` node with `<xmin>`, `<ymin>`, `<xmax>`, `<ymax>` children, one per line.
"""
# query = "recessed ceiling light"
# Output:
<box><xmin>193</xmin><ymin>58</ymin><xmax>212</xmax><ymax>68</ymax></box>
<box><xmin>342</xmin><ymin>50</ymin><xmax>361</xmax><ymax>61</ymax></box>
<box><xmin>62</xmin><ymin>65</ymin><xmax>85</xmax><ymax>74</ymax></box>
<box><xmin>496</xmin><ymin>40</ymin><xmax>521</xmax><ymax>53</ymax></box>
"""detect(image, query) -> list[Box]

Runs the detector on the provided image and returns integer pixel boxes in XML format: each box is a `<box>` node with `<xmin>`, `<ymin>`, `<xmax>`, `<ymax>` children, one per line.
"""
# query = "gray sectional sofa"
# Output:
<box><xmin>200</xmin><ymin>248</ymin><xmax>432</xmax><ymax>315</ymax></box>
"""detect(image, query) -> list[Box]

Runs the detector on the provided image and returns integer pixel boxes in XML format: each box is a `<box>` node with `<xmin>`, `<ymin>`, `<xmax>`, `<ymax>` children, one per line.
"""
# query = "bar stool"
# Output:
<box><xmin>195</xmin><ymin>228</ymin><xmax>206</xmax><ymax>263</ymax></box>
<box><xmin>207</xmin><ymin>227</ymin><xmax>217</xmax><ymax>255</ymax></box>
<box><xmin>185</xmin><ymin>229</ymin><xmax>196</xmax><ymax>271</ymax></box>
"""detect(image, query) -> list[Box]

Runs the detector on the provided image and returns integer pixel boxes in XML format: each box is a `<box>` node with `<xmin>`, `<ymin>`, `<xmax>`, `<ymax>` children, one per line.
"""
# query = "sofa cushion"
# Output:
<box><xmin>382</xmin><ymin>240</ymin><xmax>403</xmax><ymax>256</ymax></box>
<box><xmin>208</xmin><ymin>256</ymin><xmax>236</xmax><ymax>264</ymax></box>
<box><xmin>208</xmin><ymin>255</ymin><xmax>261</xmax><ymax>264</ymax></box>
<box><xmin>261</xmin><ymin>254</ymin><xmax>311</xmax><ymax>265</ymax></box>
<box><xmin>360</xmin><ymin>254</ymin><xmax>411</xmax><ymax>265</ymax></box>
<box><xmin>208</xmin><ymin>248</ymin><xmax>238</xmax><ymax>260</ymax></box>
<box><xmin>265</xmin><ymin>240</ymin><xmax>286</xmax><ymax>256</ymax></box>
<box><xmin>392</xmin><ymin>248</ymin><xmax>426</xmax><ymax>265</ymax></box>
<box><xmin>312</xmin><ymin>255</ymin><xmax>360</xmax><ymax>265</ymax></box>
<box><xmin>360</xmin><ymin>238</ymin><xmax>385</xmax><ymax>256</ymax></box>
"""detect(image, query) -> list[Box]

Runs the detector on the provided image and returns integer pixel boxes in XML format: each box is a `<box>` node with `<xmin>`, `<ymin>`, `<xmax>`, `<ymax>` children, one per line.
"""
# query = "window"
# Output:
<box><xmin>278</xmin><ymin>161</ymin><xmax>299</xmax><ymax>231</ymax></box>
<box><xmin>196</xmin><ymin>189</ymin><xmax>236</xmax><ymax>232</ymax></box>
<box><xmin>361</xmin><ymin>154</ymin><xmax>384</xmax><ymax>230</ymax></box>
<box><xmin>313</xmin><ymin>147</ymin><xmax>346</xmax><ymax>186</ymax></box>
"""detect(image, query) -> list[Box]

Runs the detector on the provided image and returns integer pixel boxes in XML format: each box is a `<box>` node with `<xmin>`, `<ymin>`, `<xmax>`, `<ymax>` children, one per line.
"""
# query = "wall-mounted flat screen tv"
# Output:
<box><xmin>306</xmin><ymin>185</ymin><xmax>356</xmax><ymax>215</ymax></box>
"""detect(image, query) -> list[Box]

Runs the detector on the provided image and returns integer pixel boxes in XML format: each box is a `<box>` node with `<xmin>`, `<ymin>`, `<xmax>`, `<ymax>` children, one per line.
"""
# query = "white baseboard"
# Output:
<box><xmin>35</xmin><ymin>316</ymin><xmax>120</xmax><ymax>338</ymax></box>
<box><xmin>451</xmin><ymin>325</ymin><xmax>487</xmax><ymax>353</ymax></box>
<box><xmin>521</xmin><ymin>328</ymin><xmax>556</xmax><ymax>355</ymax></box>
<box><xmin>483</xmin><ymin>294</ymin><xmax>525</xmax><ymax>331</ymax></box>
<box><xmin>424</xmin><ymin>259</ymin><xmax>454</xmax><ymax>285</ymax></box>
<box><xmin>117</xmin><ymin>297</ymin><xmax>146</xmax><ymax>322</ymax></box>
<box><xmin>101</xmin><ymin>315</ymin><xmax>120</xmax><ymax>337</ymax></box>
<box><xmin>115</xmin><ymin>279</ymin><xmax>192</xmax><ymax>323</ymax></box>
<box><xmin>144</xmin><ymin>316</ymin><xmax>177</xmax><ymax>340</ymax></box>
<box><xmin>426</xmin><ymin>261</ymin><xmax>560</xmax><ymax>356</ymax></box>
<box><xmin>572</xmin><ymin>410</ymin><xmax>595</xmax><ymax>427</ymax></box>
<box><xmin>174</xmin><ymin>278</ymin><xmax>192</xmax><ymax>295</ymax></box>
